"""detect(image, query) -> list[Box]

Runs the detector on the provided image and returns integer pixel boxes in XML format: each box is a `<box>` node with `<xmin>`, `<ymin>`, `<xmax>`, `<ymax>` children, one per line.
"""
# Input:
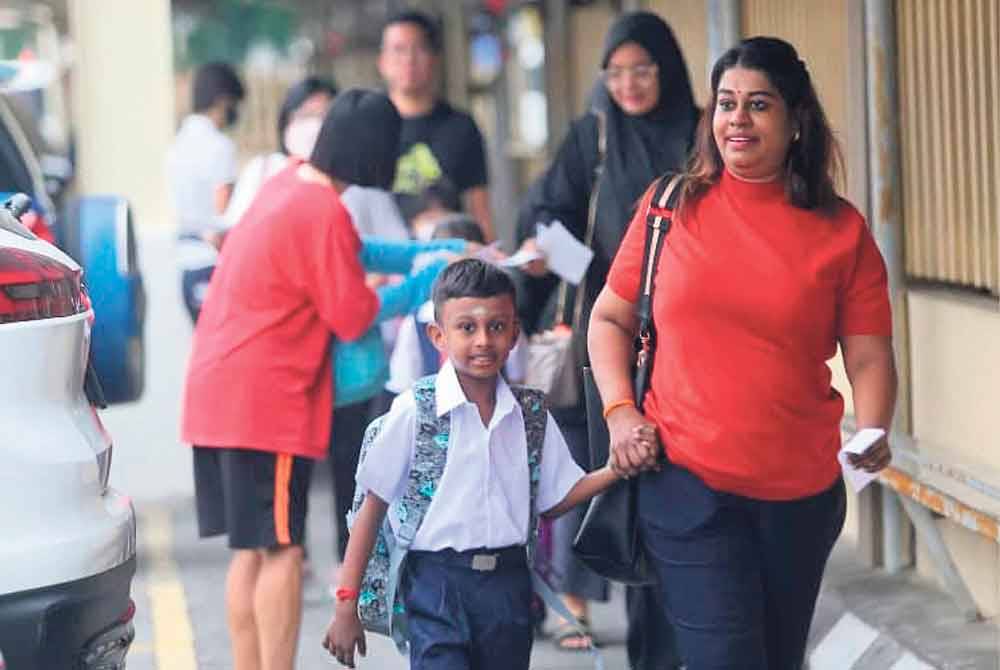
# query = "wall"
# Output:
<box><xmin>897</xmin><ymin>0</ymin><xmax>1000</xmax><ymax>296</ymax></box>
<box><xmin>907</xmin><ymin>290</ymin><xmax>1000</xmax><ymax>614</ymax></box>
<box><xmin>644</xmin><ymin>0</ymin><xmax>709</xmax><ymax>105</ymax></box>
<box><xmin>69</xmin><ymin>0</ymin><xmax>176</xmax><ymax>227</ymax></box>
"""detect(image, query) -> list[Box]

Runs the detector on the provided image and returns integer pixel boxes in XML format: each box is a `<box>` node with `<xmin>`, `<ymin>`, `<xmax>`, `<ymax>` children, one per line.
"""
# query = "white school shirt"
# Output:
<box><xmin>224</xmin><ymin>152</ymin><xmax>287</xmax><ymax>227</ymax></box>
<box><xmin>356</xmin><ymin>360</ymin><xmax>584</xmax><ymax>552</ymax></box>
<box><xmin>340</xmin><ymin>186</ymin><xmax>409</xmax><ymax>240</ymax></box>
<box><xmin>166</xmin><ymin>114</ymin><xmax>238</xmax><ymax>270</ymax></box>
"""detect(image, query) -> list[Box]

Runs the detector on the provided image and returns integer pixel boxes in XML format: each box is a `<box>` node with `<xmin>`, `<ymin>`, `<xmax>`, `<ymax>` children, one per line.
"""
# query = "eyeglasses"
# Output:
<box><xmin>602</xmin><ymin>63</ymin><xmax>658</xmax><ymax>87</ymax></box>
<box><xmin>383</xmin><ymin>43</ymin><xmax>434</xmax><ymax>59</ymax></box>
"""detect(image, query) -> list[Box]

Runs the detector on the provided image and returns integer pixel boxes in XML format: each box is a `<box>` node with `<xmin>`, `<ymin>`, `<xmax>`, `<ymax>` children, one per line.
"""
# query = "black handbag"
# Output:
<box><xmin>572</xmin><ymin>174</ymin><xmax>681</xmax><ymax>585</ymax></box>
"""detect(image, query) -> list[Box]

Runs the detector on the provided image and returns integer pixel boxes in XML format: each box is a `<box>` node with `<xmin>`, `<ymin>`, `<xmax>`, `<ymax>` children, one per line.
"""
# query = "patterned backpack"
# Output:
<box><xmin>346</xmin><ymin>375</ymin><xmax>548</xmax><ymax>651</ymax></box>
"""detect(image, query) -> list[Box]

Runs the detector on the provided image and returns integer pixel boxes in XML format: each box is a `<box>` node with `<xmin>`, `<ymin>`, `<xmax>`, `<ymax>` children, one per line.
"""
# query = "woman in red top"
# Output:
<box><xmin>589</xmin><ymin>38</ymin><xmax>896</xmax><ymax>670</ymax></box>
<box><xmin>181</xmin><ymin>90</ymin><xmax>399</xmax><ymax>670</ymax></box>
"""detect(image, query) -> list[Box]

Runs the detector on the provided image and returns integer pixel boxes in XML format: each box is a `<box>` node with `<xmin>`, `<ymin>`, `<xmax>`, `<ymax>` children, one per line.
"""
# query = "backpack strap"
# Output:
<box><xmin>392</xmin><ymin>375</ymin><xmax>451</xmax><ymax>547</ymax></box>
<box><xmin>511</xmin><ymin>386</ymin><xmax>547</xmax><ymax>564</ymax></box>
<box><xmin>357</xmin><ymin>374</ymin><xmax>450</xmax><ymax>652</ymax></box>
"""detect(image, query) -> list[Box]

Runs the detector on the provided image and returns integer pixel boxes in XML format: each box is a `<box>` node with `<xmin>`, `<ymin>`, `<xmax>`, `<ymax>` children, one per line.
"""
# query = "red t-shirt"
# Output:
<box><xmin>181</xmin><ymin>164</ymin><xmax>378</xmax><ymax>459</ymax></box>
<box><xmin>607</xmin><ymin>171</ymin><xmax>892</xmax><ymax>500</ymax></box>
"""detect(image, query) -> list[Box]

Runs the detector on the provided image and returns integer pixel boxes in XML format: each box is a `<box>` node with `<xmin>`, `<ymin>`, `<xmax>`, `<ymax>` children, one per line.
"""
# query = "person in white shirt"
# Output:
<box><xmin>166</xmin><ymin>62</ymin><xmax>245</xmax><ymax>322</ymax></box>
<box><xmin>324</xmin><ymin>259</ymin><xmax>645</xmax><ymax>670</ymax></box>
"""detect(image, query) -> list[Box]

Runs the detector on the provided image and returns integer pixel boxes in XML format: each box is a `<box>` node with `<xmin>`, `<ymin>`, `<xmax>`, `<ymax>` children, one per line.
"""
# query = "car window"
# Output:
<box><xmin>0</xmin><ymin>116</ymin><xmax>33</xmax><ymax>196</ymax></box>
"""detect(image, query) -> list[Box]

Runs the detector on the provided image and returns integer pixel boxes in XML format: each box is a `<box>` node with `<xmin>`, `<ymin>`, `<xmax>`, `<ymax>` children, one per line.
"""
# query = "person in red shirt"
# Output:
<box><xmin>181</xmin><ymin>90</ymin><xmax>400</xmax><ymax>670</ymax></box>
<box><xmin>589</xmin><ymin>37</ymin><xmax>896</xmax><ymax>670</ymax></box>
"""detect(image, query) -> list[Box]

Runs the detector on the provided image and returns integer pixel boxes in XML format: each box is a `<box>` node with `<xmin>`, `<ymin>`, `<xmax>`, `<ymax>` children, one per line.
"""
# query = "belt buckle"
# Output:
<box><xmin>471</xmin><ymin>553</ymin><xmax>498</xmax><ymax>571</ymax></box>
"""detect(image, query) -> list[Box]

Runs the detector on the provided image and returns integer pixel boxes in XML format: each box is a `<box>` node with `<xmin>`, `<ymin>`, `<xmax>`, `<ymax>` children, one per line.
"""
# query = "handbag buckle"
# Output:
<box><xmin>471</xmin><ymin>554</ymin><xmax>498</xmax><ymax>571</ymax></box>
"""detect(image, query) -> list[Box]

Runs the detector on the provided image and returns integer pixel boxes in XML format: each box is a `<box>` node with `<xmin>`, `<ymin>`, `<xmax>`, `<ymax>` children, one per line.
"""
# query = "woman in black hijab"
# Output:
<box><xmin>514</xmin><ymin>11</ymin><xmax>695</xmax><ymax>666</ymax></box>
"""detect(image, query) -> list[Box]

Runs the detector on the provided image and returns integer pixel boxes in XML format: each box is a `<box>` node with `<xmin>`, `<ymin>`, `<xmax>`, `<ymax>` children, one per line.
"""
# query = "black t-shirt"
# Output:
<box><xmin>392</xmin><ymin>101</ymin><xmax>488</xmax><ymax>200</ymax></box>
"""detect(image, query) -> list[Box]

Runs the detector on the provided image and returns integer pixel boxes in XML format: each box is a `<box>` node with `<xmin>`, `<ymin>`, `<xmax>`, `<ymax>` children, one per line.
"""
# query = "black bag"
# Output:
<box><xmin>572</xmin><ymin>174</ymin><xmax>681</xmax><ymax>585</ymax></box>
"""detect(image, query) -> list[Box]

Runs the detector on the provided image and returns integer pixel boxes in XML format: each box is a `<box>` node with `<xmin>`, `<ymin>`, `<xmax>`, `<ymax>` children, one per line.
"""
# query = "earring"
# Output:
<box><xmin>793</xmin><ymin>130</ymin><xmax>801</xmax><ymax>142</ymax></box>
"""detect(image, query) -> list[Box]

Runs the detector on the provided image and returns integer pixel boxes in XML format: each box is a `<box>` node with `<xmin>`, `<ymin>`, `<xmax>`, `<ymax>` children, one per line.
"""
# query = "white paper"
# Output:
<box><xmin>498</xmin><ymin>248</ymin><xmax>542</xmax><ymax>268</ymax></box>
<box><xmin>535</xmin><ymin>220</ymin><xmax>594</xmax><ymax>285</ymax></box>
<box><xmin>838</xmin><ymin>428</ymin><xmax>886</xmax><ymax>492</ymax></box>
<box><xmin>474</xmin><ymin>241</ymin><xmax>505</xmax><ymax>263</ymax></box>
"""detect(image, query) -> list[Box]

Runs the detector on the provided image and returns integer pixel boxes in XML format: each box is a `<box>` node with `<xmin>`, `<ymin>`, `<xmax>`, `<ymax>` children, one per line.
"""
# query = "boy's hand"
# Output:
<box><xmin>607</xmin><ymin>407</ymin><xmax>660</xmax><ymax>477</ymax></box>
<box><xmin>322</xmin><ymin>601</ymin><xmax>367</xmax><ymax>668</ymax></box>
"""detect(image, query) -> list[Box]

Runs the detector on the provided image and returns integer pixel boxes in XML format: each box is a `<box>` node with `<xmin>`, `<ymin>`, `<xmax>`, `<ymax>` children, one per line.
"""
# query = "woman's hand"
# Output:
<box><xmin>518</xmin><ymin>238</ymin><xmax>549</xmax><ymax>277</ymax></box>
<box><xmin>322</xmin><ymin>600</ymin><xmax>367</xmax><ymax>667</ymax></box>
<box><xmin>847</xmin><ymin>433</ymin><xmax>892</xmax><ymax>473</ymax></box>
<box><xmin>841</xmin><ymin>335</ymin><xmax>897</xmax><ymax>475</ymax></box>
<box><xmin>607</xmin><ymin>405</ymin><xmax>660</xmax><ymax>477</ymax></box>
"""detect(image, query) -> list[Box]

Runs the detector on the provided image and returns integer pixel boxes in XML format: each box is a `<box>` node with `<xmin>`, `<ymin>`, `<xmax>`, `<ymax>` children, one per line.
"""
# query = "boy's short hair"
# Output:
<box><xmin>432</xmin><ymin>259</ymin><xmax>516</xmax><ymax>322</ymax></box>
<box><xmin>382</xmin><ymin>9</ymin><xmax>442</xmax><ymax>53</ymax></box>
<box><xmin>192</xmin><ymin>62</ymin><xmax>245</xmax><ymax>112</ymax></box>
<box><xmin>431</xmin><ymin>214</ymin><xmax>485</xmax><ymax>245</ymax></box>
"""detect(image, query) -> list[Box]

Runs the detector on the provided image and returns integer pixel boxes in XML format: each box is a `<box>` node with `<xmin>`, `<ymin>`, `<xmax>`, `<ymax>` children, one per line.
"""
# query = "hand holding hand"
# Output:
<box><xmin>322</xmin><ymin>601</ymin><xmax>367</xmax><ymax>668</ymax></box>
<box><xmin>607</xmin><ymin>406</ymin><xmax>660</xmax><ymax>478</ymax></box>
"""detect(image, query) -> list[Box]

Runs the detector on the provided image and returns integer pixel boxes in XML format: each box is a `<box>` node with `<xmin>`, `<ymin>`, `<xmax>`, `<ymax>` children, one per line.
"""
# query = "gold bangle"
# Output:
<box><xmin>602</xmin><ymin>398</ymin><xmax>635</xmax><ymax>420</ymax></box>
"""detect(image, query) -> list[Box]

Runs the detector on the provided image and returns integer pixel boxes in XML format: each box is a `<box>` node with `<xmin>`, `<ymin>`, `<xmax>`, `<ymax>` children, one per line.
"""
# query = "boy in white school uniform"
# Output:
<box><xmin>324</xmin><ymin>259</ymin><xmax>643</xmax><ymax>669</ymax></box>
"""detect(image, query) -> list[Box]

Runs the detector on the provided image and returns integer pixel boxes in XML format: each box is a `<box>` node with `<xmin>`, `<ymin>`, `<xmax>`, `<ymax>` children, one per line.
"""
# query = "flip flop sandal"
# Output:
<box><xmin>553</xmin><ymin>617</ymin><xmax>597</xmax><ymax>652</ymax></box>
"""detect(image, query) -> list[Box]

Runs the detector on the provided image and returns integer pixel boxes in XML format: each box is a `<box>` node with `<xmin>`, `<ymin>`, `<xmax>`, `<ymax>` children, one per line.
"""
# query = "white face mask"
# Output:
<box><xmin>283</xmin><ymin>116</ymin><xmax>323</xmax><ymax>159</ymax></box>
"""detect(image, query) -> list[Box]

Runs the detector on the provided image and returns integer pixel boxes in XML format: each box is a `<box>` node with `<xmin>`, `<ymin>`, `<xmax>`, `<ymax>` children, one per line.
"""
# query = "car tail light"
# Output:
<box><xmin>21</xmin><ymin>210</ymin><xmax>56</xmax><ymax>244</ymax></box>
<box><xmin>0</xmin><ymin>247</ymin><xmax>88</xmax><ymax>323</ymax></box>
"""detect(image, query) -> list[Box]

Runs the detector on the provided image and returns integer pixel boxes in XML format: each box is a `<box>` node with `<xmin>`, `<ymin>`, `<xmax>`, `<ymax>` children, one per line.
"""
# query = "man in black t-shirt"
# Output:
<box><xmin>379</xmin><ymin>10</ymin><xmax>494</xmax><ymax>241</ymax></box>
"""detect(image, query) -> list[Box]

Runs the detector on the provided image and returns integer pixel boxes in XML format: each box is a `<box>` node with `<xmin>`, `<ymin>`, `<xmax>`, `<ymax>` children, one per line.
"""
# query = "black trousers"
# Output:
<box><xmin>639</xmin><ymin>464</ymin><xmax>846</xmax><ymax>670</ymax></box>
<box><xmin>329</xmin><ymin>400</ymin><xmax>373</xmax><ymax>560</ymax></box>
<box><xmin>180</xmin><ymin>266</ymin><xmax>213</xmax><ymax>323</ymax></box>
<box><xmin>627</xmin><ymin>583</ymin><xmax>681</xmax><ymax>670</ymax></box>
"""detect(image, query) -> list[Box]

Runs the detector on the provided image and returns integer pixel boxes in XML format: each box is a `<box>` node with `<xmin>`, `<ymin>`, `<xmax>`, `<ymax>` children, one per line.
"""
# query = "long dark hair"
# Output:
<box><xmin>679</xmin><ymin>36</ymin><xmax>843</xmax><ymax>215</ymax></box>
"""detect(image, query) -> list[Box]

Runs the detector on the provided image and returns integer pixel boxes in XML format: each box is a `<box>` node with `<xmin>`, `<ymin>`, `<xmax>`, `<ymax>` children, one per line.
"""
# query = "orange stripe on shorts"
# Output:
<box><xmin>274</xmin><ymin>454</ymin><xmax>293</xmax><ymax>544</ymax></box>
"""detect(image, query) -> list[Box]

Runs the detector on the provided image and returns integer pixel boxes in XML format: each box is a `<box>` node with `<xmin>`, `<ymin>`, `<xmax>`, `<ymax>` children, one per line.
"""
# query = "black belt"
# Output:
<box><xmin>409</xmin><ymin>545</ymin><xmax>527</xmax><ymax>572</ymax></box>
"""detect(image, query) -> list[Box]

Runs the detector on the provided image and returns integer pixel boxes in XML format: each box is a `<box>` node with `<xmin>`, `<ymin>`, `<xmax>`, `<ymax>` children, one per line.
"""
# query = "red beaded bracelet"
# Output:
<box><xmin>335</xmin><ymin>587</ymin><xmax>359</xmax><ymax>602</ymax></box>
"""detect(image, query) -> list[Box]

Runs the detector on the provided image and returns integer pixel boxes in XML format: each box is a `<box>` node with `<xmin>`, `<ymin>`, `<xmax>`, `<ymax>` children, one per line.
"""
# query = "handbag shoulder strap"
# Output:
<box><xmin>555</xmin><ymin>109</ymin><xmax>608</xmax><ymax>327</ymax></box>
<box><xmin>583</xmin><ymin>107</ymin><xmax>608</xmax><ymax>250</ymax></box>
<box><xmin>636</xmin><ymin>174</ymin><xmax>682</xmax><ymax>336</ymax></box>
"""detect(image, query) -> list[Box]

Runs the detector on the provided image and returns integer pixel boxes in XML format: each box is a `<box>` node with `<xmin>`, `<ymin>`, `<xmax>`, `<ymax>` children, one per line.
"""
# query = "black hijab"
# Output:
<box><xmin>590</xmin><ymin>12</ymin><xmax>698</xmax><ymax>254</ymax></box>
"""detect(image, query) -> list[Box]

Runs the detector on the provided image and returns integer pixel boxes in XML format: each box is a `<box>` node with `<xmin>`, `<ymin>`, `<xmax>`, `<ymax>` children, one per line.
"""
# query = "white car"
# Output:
<box><xmin>0</xmin><ymin>195</ymin><xmax>136</xmax><ymax>668</ymax></box>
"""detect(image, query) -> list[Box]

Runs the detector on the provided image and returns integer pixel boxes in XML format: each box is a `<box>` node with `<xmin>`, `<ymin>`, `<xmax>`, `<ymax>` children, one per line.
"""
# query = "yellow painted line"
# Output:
<box><xmin>141</xmin><ymin>505</ymin><xmax>198</xmax><ymax>670</ymax></box>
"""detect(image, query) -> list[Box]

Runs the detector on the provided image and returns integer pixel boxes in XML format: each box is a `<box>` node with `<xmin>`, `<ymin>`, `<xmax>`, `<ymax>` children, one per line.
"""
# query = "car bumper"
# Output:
<box><xmin>0</xmin><ymin>556</ymin><xmax>136</xmax><ymax>669</ymax></box>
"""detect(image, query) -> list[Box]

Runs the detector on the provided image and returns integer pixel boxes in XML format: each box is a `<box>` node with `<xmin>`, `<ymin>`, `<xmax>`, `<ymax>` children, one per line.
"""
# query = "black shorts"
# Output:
<box><xmin>193</xmin><ymin>446</ymin><xmax>313</xmax><ymax>549</ymax></box>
